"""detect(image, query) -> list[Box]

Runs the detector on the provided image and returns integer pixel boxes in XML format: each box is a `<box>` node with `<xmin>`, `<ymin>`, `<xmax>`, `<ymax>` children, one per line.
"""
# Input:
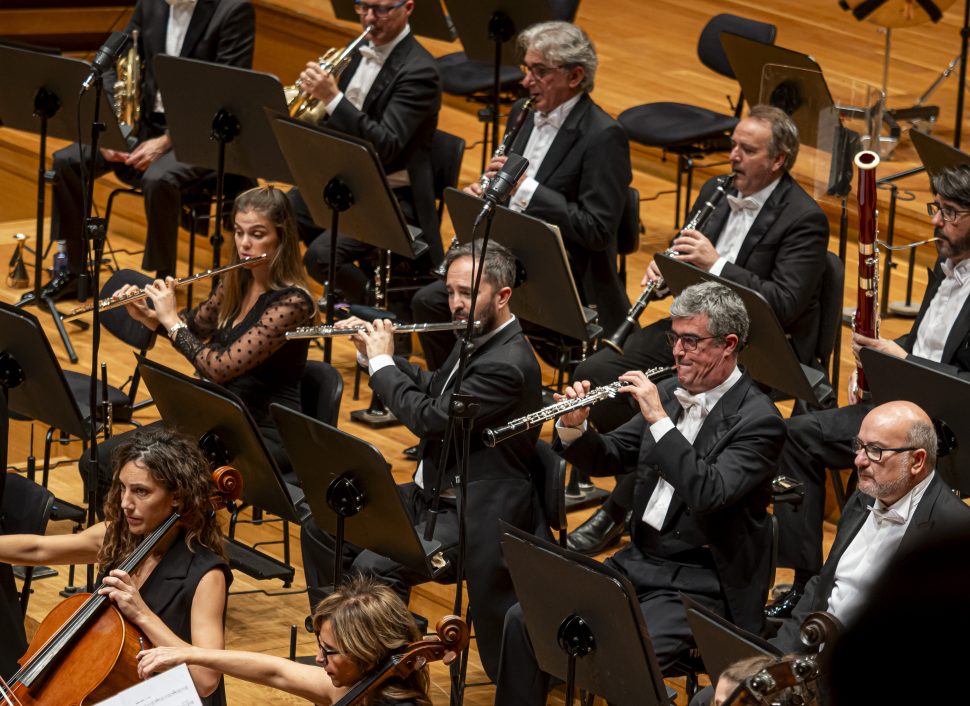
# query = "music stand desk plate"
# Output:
<box><xmin>446</xmin><ymin>2</ymin><xmax>552</xmax><ymax>66</ymax></box>
<box><xmin>656</xmin><ymin>254</ymin><xmax>819</xmax><ymax>404</ymax></box>
<box><xmin>911</xmin><ymin>129</ymin><xmax>970</xmax><ymax>177</ymax></box>
<box><xmin>270</xmin><ymin>404</ymin><xmax>442</xmax><ymax>579</ymax></box>
<box><xmin>445</xmin><ymin>187</ymin><xmax>593</xmax><ymax>341</ymax></box>
<box><xmin>501</xmin><ymin>524</ymin><xmax>670</xmax><ymax>706</ymax></box>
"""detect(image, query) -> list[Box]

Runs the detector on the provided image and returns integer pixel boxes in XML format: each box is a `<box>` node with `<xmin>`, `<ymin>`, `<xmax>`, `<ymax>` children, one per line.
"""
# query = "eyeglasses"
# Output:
<box><xmin>314</xmin><ymin>634</ymin><xmax>343</xmax><ymax>664</ymax></box>
<box><xmin>664</xmin><ymin>331</ymin><xmax>718</xmax><ymax>351</ymax></box>
<box><xmin>519</xmin><ymin>63</ymin><xmax>565</xmax><ymax>81</ymax></box>
<box><xmin>927</xmin><ymin>201</ymin><xmax>970</xmax><ymax>223</ymax></box>
<box><xmin>353</xmin><ymin>0</ymin><xmax>406</xmax><ymax>16</ymax></box>
<box><xmin>851</xmin><ymin>437</ymin><xmax>918</xmax><ymax>463</ymax></box>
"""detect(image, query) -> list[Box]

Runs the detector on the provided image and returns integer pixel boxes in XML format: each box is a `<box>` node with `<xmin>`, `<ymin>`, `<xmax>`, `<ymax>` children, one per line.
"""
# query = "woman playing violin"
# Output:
<box><xmin>0</xmin><ymin>427</ymin><xmax>231</xmax><ymax>705</ymax></box>
<box><xmin>137</xmin><ymin>575</ymin><xmax>433</xmax><ymax>706</ymax></box>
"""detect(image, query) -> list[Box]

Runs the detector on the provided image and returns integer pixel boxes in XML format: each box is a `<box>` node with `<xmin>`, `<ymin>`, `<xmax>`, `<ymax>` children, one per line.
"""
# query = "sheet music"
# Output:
<box><xmin>93</xmin><ymin>664</ymin><xmax>203</xmax><ymax>706</ymax></box>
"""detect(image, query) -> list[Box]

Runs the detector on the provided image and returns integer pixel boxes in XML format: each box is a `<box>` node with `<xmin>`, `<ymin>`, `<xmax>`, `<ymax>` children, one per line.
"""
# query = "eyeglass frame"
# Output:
<box><xmin>519</xmin><ymin>62</ymin><xmax>571</xmax><ymax>81</ymax></box>
<box><xmin>313</xmin><ymin>633</ymin><xmax>344</xmax><ymax>664</ymax></box>
<box><xmin>663</xmin><ymin>331</ymin><xmax>720</xmax><ymax>351</ymax></box>
<box><xmin>926</xmin><ymin>201</ymin><xmax>970</xmax><ymax>223</ymax></box>
<box><xmin>851</xmin><ymin>437</ymin><xmax>918</xmax><ymax>463</ymax></box>
<box><xmin>353</xmin><ymin>0</ymin><xmax>407</xmax><ymax>17</ymax></box>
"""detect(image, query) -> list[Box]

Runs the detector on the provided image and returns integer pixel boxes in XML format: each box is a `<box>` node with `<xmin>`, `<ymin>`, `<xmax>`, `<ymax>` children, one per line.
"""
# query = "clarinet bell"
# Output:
<box><xmin>7</xmin><ymin>233</ymin><xmax>29</xmax><ymax>289</ymax></box>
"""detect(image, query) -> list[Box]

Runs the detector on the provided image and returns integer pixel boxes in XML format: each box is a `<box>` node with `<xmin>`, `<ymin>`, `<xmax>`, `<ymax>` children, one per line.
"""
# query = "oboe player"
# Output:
<box><xmin>494</xmin><ymin>282</ymin><xmax>786</xmax><ymax>705</ymax></box>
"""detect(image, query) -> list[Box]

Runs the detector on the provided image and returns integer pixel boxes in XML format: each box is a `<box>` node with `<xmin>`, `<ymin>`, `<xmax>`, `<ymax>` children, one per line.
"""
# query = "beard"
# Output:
<box><xmin>452</xmin><ymin>297</ymin><xmax>497</xmax><ymax>337</ymax></box>
<box><xmin>935</xmin><ymin>225</ymin><xmax>970</xmax><ymax>261</ymax></box>
<box><xmin>857</xmin><ymin>465</ymin><xmax>911</xmax><ymax>503</ymax></box>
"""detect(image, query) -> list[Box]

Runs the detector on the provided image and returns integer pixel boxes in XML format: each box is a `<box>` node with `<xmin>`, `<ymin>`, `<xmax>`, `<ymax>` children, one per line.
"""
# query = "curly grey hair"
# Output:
<box><xmin>669</xmin><ymin>281</ymin><xmax>749</xmax><ymax>353</ymax></box>
<box><xmin>518</xmin><ymin>21</ymin><xmax>597</xmax><ymax>93</ymax></box>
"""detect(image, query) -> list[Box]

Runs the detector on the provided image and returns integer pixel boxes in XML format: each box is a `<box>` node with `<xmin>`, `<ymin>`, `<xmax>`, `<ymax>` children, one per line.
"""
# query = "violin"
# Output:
<box><xmin>334</xmin><ymin>615</ymin><xmax>469</xmax><ymax>706</ymax></box>
<box><xmin>0</xmin><ymin>466</ymin><xmax>242</xmax><ymax>706</ymax></box>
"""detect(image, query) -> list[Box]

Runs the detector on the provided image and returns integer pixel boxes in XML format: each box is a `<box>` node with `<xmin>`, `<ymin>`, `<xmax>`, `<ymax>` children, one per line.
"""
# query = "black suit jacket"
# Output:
<box><xmin>119</xmin><ymin>0</ymin><xmax>255</xmax><ymax>135</ymax></box>
<box><xmin>504</xmin><ymin>94</ymin><xmax>633</xmax><ymax>334</ymax></box>
<box><xmin>773</xmin><ymin>473</ymin><xmax>970</xmax><ymax>652</ymax></box>
<box><xmin>684</xmin><ymin>173</ymin><xmax>829</xmax><ymax>365</ymax></box>
<box><xmin>368</xmin><ymin>318</ymin><xmax>543</xmax><ymax>679</ymax></box>
<box><xmin>324</xmin><ymin>32</ymin><xmax>442</xmax><ymax>262</ymax></box>
<box><xmin>559</xmin><ymin>372</ymin><xmax>786</xmax><ymax>634</ymax></box>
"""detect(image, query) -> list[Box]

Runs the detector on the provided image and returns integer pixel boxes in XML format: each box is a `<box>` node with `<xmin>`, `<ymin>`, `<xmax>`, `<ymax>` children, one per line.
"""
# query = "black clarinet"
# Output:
<box><xmin>603</xmin><ymin>174</ymin><xmax>735</xmax><ymax>354</ymax></box>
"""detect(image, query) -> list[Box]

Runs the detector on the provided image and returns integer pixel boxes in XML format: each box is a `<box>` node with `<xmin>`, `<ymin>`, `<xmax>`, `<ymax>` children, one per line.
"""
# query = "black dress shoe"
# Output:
<box><xmin>41</xmin><ymin>272</ymin><xmax>79</xmax><ymax>301</ymax></box>
<box><xmin>566</xmin><ymin>508</ymin><xmax>630</xmax><ymax>556</ymax></box>
<box><xmin>764</xmin><ymin>586</ymin><xmax>804</xmax><ymax>619</ymax></box>
<box><xmin>403</xmin><ymin>445</ymin><xmax>419</xmax><ymax>460</ymax></box>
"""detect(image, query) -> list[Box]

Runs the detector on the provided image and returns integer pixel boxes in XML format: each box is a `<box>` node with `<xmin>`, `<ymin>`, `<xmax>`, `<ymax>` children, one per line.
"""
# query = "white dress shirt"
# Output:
<box><xmin>826</xmin><ymin>470</ymin><xmax>935</xmax><ymax>624</ymax></box>
<box><xmin>509</xmin><ymin>93</ymin><xmax>583</xmax><ymax>212</ymax></box>
<box><xmin>707</xmin><ymin>178</ymin><xmax>781</xmax><ymax>276</ymax></box>
<box><xmin>911</xmin><ymin>258</ymin><xmax>970</xmax><ymax>361</ymax></box>
<box><xmin>154</xmin><ymin>0</ymin><xmax>198</xmax><ymax>113</ymax></box>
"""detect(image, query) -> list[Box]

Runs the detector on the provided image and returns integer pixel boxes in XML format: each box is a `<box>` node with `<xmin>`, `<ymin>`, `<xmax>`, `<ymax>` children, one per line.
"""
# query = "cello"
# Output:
<box><xmin>0</xmin><ymin>465</ymin><xmax>241</xmax><ymax>706</ymax></box>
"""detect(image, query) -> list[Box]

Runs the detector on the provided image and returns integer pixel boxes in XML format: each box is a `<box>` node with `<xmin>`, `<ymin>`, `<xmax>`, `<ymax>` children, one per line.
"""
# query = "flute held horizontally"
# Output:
<box><xmin>286</xmin><ymin>320</ymin><xmax>480</xmax><ymax>340</ymax></box>
<box><xmin>483</xmin><ymin>366</ymin><xmax>676</xmax><ymax>447</ymax></box>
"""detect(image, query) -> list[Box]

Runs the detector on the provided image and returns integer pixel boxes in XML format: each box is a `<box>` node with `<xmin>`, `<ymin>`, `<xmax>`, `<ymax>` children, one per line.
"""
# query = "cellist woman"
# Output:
<box><xmin>0</xmin><ymin>426</ymin><xmax>231</xmax><ymax>704</ymax></box>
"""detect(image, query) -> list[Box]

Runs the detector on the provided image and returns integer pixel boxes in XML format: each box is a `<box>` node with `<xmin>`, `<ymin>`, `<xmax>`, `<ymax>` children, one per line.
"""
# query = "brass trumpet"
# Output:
<box><xmin>284</xmin><ymin>26</ymin><xmax>373</xmax><ymax>122</ymax></box>
<box><xmin>63</xmin><ymin>255</ymin><xmax>267</xmax><ymax>322</ymax></box>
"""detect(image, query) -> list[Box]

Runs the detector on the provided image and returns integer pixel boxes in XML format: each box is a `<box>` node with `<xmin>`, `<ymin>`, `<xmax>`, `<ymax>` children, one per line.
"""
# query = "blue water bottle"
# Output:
<box><xmin>52</xmin><ymin>240</ymin><xmax>68</xmax><ymax>276</ymax></box>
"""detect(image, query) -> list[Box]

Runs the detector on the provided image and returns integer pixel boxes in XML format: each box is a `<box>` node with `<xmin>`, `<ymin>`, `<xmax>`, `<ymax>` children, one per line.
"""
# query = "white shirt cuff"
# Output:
<box><xmin>708</xmin><ymin>256</ymin><xmax>728</xmax><ymax>276</ymax></box>
<box><xmin>509</xmin><ymin>177</ymin><xmax>539</xmax><ymax>212</ymax></box>
<box><xmin>555</xmin><ymin>418</ymin><xmax>587</xmax><ymax>446</ymax></box>
<box><xmin>368</xmin><ymin>354</ymin><xmax>395</xmax><ymax>376</ymax></box>
<box><xmin>325</xmin><ymin>92</ymin><xmax>344</xmax><ymax>116</ymax></box>
<box><xmin>649</xmin><ymin>416</ymin><xmax>675</xmax><ymax>443</ymax></box>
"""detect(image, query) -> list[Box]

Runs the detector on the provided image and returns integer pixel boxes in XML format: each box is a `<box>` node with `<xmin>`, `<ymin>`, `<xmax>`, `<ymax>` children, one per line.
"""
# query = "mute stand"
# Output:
<box><xmin>500</xmin><ymin>523</ymin><xmax>674</xmax><ymax>706</ymax></box>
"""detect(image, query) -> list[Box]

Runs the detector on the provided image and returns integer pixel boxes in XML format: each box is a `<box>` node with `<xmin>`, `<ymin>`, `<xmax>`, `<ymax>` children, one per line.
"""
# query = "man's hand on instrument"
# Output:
<box><xmin>463</xmin><ymin>181</ymin><xmax>484</xmax><ymax>197</ymax></box>
<box><xmin>140</xmin><ymin>277</ymin><xmax>179</xmax><ymax>330</ymax></box>
<box><xmin>618</xmin><ymin>370</ymin><xmax>667</xmax><ymax>425</ymax></box>
<box><xmin>847</xmin><ymin>369</ymin><xmax>861</xmax><ymax>405</ymax></box>
<box><xmin>126</xmin><ymin>134</ymin><xmax>172</xmax><ymax>172</ymax></box>
<box><xmin>100</xmin><ymin>569</ymin><xmax>150</xmax><ymax>626</ymax></box>
<box><xmin>670</xmin><ymin>229</ymin><xmax>719</xmax><ymax>271</ymax></box>
<box><xmin>336</xmin><ymin>317</ymin><xmax>395</xmax><ymax>360</ymax></box>
<box><xmin>301</xmin><ymin>62</ymin><xmax>339</xmax><ymax>105</ymax></box>
<box><xmin>334</xmin><ymin>316</ymin><xmax>371</xmax><ymax>358</ymax></box>
<box><xmin>136</xmin><ymin>645</ymin><xmax>193</xmax><ymax>679</ymax></box>
<box><xmin>850</xmin><ymin>332</ymin><xmax>906</xmax><ymax>365</ymax></box>
<box><xmin>555</xmin><ymin>380</ymin><xmax>592</xmax><ymax>428</ymax></box>
<box><xmin>641</xmin><ymin>259</ymin><xmax>663</xmax><ymax>287</ymax></box>
<box><xmin>100</xmin><ymin>147</ymin><xmax>130</xmax><ymax>163</ymax></box>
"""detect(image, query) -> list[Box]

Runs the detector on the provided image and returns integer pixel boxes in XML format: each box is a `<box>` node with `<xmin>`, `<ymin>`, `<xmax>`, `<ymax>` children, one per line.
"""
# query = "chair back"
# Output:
<box><xmin>815</xmin><ymin>251</ymin><xmax>845</xmax><ymax>377</ymax></box>
<box><xmin>300</xmin><ymin>360</ymin><xmax>344</xmax><ymax>427</ymax></box>
<box><xmin>698</xmin><ymin>14</ymin><xmax>777</xmax><ymax>79</ymax></box>
<box><xmin>1</xmin><ymin>474</ymin><xmax>54</xmax><ymax>612</ymax></box>
<box><xmin>534</xmin><ymin>440</ymin><xmax>567</xmax><ymax>546</ymax></box>
<box><xmin>430</xmin><ymin>129</ymin><xmax>466</xmax><ymax>217</ymax></box>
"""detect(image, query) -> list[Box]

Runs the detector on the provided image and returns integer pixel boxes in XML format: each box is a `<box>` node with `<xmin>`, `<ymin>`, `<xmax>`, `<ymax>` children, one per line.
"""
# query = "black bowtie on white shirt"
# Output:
<box><xmin>705</xmin><ymin>179</ymin><xmax>780</xmax><ymax>277</ymax></box>
<box><xmin>911</xmin><ymin>257</ymin><xmax>970</xmax><ymax>361</ymax></box>
<box><xmin>155</xmin><ymin>0</ymin><xmax>198</xmax><ymax>113</ymax></box>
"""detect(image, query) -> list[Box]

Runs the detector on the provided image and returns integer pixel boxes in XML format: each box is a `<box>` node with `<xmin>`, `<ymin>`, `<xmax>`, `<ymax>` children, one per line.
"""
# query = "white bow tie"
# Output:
<box><xmin>165</xmin><ymin>0</ymin><xmax>196</xmax><ymax>7</ymax></box>
<box><xmin>358</xmin><ymin>45</ymin><xmax>385</xmax><ymax>66</ymax></box>
<box><xmin>941</xmin><ymin>259</ymin><xmax>969</xmax><ymax>285</ymax></box>
<box><xmin>534</xmin><ymin>111</ymin><xmax>563</xmax><ymax>130</ymax></box>
<box><xmin>673</xmin><ymin>388</ymin><xmax>707</xmax><ymax>415</ymax></box>
<box><xmin>869</xmin><ymin>505</ymin><xmax>905</xmax><ymax>527</ymax></box>
<box><xmin>727</xmin><ymin>194</ymin><xmax>759</xmax><ymax>213</ymax></box>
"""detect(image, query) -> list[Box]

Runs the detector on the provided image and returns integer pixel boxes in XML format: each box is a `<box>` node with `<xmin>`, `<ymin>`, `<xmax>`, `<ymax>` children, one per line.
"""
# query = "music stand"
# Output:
<box><xmin>682</xmin><ymin>595</ymin><xmax>780</xmax><ymax>686</ymax></box>
<box><xmin>270</xmin><ymin>404</ymin><xmax>445</xmax><ymax>597</ymax></box>
<box><xmin>0</xmin><ymin>45</ymin><xmax>127</xmax><ymax>362</ymax></box>
<box><xmin>137</xmin><ymin>357</ymin><xmax>305</xmax><ymax>585</ymax></box>
<box><xmin>500</xmin><ymin>523</ymin><xmax>673</xmax><ymax>706</ymax></box>
<box><xmin>861</xmin><ymin>347</ymin><xmax>970</xmax><ymax>495</ymax></box>
<box><xmin>330</xmin><ymin>0</ymin><xmax>456</xmax><ymax>42</ymax></box>
<box><xmin>656</xmin><ymin>254</ymin><xmax>826</xmax><ymax>406</ymax></box>
<box><xmin>269</xmin><ymin>113</ymin><xmax>428</xmax><ymax>362</ymax></box>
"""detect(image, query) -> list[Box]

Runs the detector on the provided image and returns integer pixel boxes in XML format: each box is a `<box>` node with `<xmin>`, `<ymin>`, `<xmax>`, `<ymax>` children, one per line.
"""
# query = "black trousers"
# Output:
<box><xmin>494</xmin><ymin>542</ymin><xmax>726</xmax><ymax>706</ymax></box>
<box><xmin>51</xmin><ymin>141</ymin><xmax>209</xmax><ymax>278</ymax></box>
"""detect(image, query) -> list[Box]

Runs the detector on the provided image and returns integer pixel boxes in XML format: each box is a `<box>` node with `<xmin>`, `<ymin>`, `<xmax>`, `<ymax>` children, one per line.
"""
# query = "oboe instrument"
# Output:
<box><xmin>852</xmin><ymin>151</ymin><xmax>880</xmax><ymax>398</ymax></box>
<box><xmin>603</xmin><ymin>174</ymin><xmax>735</xmax><ymax>354</ymax></box>
<box><xmin>286</xmin><ymin>320</ymin><xmax>480</xmax><ymax>340</ymax></box>
<box><xmin>483</xmin><ymin>366</ymin><xmax>676</xmax><ymax>447</ymax></box>
<box><xmin>62</xmin><ymin>255</ymin><xmax>267</xmax><ymax>322</ymax></box>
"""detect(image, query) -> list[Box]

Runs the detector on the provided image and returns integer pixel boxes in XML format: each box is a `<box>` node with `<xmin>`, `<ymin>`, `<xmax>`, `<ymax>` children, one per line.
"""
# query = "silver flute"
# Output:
<box><xmin>483</xmin><ymin>366</ymin><xmax>676</xmax><ymax>446</ymax></box>
<box><xmin>286</xmin><ymin>320</ymin><xmax>480</xmax><ymax>340</ymax></box>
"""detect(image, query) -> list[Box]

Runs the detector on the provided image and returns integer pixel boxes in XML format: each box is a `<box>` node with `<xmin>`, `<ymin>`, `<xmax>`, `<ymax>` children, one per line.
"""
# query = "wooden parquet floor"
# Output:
<box><xmin>0</xmin><ymin>0</ymin><xmax>959</xmax><ymax>703</ymax></box>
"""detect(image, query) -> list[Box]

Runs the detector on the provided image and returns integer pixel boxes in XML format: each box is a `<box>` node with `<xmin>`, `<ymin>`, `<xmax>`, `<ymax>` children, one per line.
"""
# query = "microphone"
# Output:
<box><xmin>473</xmin><ymin>153</ymin><xmax>529</xmax><ymax>228</ymax></box>
<box><xmin>81</xmin><ymin>31</ymin><xmax>131</xmax><ymax>94</ymax></box>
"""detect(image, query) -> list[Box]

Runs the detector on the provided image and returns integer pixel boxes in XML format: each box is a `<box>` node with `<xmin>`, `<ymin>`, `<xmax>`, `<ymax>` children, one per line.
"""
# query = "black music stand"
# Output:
<box><xmin>0</xmin><ymin>45</ymin><xmax>127</xmax><ymax>362</ymax></box>
<box><xmin>682</xmin><ymin>595</ymin><xmax>780</xmax><ymax>686</ymax></box>
<box><xmin>330</xmin><ymin>0</ymin><xmax>456</xmax><ymax>41</ymax></box>
<box><xmin>500</xmin><ymin>523</ymin><xmax>673</xmax><ymax>706</ymax></box>
<box><xmin>269</xmin><ymin>114</ymin><xmax>429</xmax><ymax>363</ymax></box>
<box><xmin>657</xmin><ymin>254</ymin><xmax>827</xmax><ymax>407</ymax></box>
<box><xmin>861</xmin><ymin>347</ymin><xmax>970</xmax><ymax>495</ymax></box>
<box><xmin>270</xmin><ymin>404</ymin><xmax>445</xmax><ymax>604</ymax></box>
<box><xmin>137</xmin><ymin>358</ymin><xmax>306</xmax><ymax>586</ymax></box>
<box><xmin>153</xmin><ymin>56</ymin><xmax>293</xmax><ymax>274</ymax></box>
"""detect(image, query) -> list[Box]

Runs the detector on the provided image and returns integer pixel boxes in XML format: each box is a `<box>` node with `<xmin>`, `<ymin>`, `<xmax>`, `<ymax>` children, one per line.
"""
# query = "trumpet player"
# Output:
<box><xmin>495</xmin><ymin>282</ymin><xmax>786</xmax><ymax>706</ymax></box>
<box><xmin>566</xmin><ymin>105</ymin><xmax>829</xmax><ymax>557</ymax></box>
<box><xmin>300</xmin><ymin>239</ymin><xmax>542</xmax><ymax>681</ymax></box>
<box><xmin>289</xmin><ymin>0</ymin><xmax>442</xmax><ymax>306</ymax></box>
<box><xmin>33</xmin><ymin>0</ymin><xmax>255</xmax><ymax>303</ymax></box>
<box><xmin>411</xmin><ymin>20</ymin><xmax>632</xmax><ymax>370</ymax></box>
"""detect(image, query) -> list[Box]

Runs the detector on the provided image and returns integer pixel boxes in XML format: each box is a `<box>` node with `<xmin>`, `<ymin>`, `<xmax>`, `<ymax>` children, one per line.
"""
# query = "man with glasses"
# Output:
<box><xmin>766</xmin><ymin>163</ymin><xmax>970</xmax><ymax>620</ymax></box>
<box><xmin>289</xmin><ymin>0</ymin><xmax>442</xmax><ymax>305</ymax></box>
<box><xmin>495</xmin><ymin>282</ymin><xmax>786</xmax><ymax>705</ymax></box>
<box><xmin>411</xmin><ymin>20</ymin><xmax>632</xmax><ymax>370</ymax></box>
